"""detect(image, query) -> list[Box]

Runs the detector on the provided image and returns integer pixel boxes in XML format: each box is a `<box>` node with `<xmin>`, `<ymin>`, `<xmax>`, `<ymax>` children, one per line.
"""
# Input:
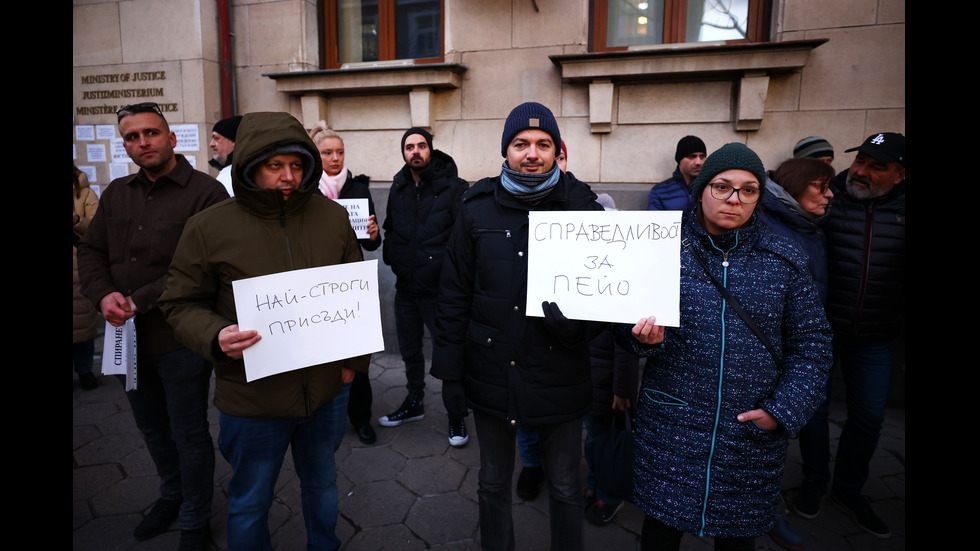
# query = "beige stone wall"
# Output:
<box><xmin>763</xmin><ymin>0</ymin><xmax>906</xmax><ymax>174</ymax></box>
<box><xmin>74</xmin><ymin>0</ymin><xmax>905</xmax><ymax>188</ymax></box>
<box><xmin>73</xmin><ymin>0</ymin><xmax>223</xmax><ymax>185</ymax></box>
<box><xmin>72</xmin><ymin>0</ymin><xmax>320</xmax><ymax>186</ymax></box>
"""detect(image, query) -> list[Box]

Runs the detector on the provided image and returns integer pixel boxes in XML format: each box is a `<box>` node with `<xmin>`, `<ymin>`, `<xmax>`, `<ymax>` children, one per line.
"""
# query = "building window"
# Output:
<box><xmin>324</xmin><ymin>0</ymin><xmax>443</xmax><ymax>68</ymax></box>
<box><xmin>592</xmin><ymin>0</ymin><xmax>769</xmax><ymax>51</ymax></box>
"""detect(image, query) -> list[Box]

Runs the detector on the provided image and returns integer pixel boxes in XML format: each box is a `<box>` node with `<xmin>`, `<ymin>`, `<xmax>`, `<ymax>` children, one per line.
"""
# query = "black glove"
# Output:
<box><xmin>442</xmin><ymin>380</ymin><xmax>467</xmax><ymax>418</ymax></box>
<box><xmin>541</xmin><ymin>301</ymin><xmax>583</xmax><ymax>345</ymax></box>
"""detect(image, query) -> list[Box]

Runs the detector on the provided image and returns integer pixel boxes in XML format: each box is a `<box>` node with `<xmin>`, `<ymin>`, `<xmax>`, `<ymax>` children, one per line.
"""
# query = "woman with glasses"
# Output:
<box><xmin>760</xmin><ymin>157</ymin><xmax>835</xmax><ymax>303</ymax></box>
<box><xmin>617</xmin><ymin>143</ymin><xmax>832</xmax><ymax>550</ymax></box>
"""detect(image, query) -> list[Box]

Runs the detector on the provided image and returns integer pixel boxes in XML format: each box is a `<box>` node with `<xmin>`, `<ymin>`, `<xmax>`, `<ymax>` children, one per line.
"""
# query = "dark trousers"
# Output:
<box><xmin>393</xmin><ymin>290</ymin><xmax>437</xmax><ymax>397</ymax></box>
<box><xmin>73</xmin><ymin>338</ymin><xmax>94</xmax><ymax>374</ymax></box>
<box><xmin>347</xmin><ymin>370</ymin><xmax>373</xmax><ymax>428</ymax></box>
<box><xmin>833</xmin><ymin>339</ymin><xmax>894</xmax><ymax>497</ymax></box>
<box><xmin>123</xmin><ymin>347</ymin><xmax>215</xmax><ymax>530</ymax></box>
<box><xmin>472</xmin><ymin>411</ymin><xmax>583</xmax><ymax>551</ymax></box>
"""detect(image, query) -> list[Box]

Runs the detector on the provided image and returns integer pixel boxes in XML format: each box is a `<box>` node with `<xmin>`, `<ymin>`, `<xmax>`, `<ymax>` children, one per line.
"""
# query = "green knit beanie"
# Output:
<box><xmin>690</xmin><ymin>142</ymin><xmax>767</xmax><ymax>202</ymax></box>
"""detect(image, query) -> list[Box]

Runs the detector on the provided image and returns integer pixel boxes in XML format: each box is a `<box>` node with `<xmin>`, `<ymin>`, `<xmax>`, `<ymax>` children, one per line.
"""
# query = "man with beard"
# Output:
<box><xmin>381</xmin><ymin>128</ymin><xmax>470</xmax><ymax>446</ymax></box>
<box><xmin>647</xmin><ymin>135</ymin><xmax>706</xmax><ymax>212</ymax></box>
<box><xmin>432</xmin><ymin>102</ymin><xmax>603</xmax><ymax>551</ymax></box>
<box><xmin>793</xmin><ymin>132</ymin><xmax>905</xmax><ymax>539</ymax></box>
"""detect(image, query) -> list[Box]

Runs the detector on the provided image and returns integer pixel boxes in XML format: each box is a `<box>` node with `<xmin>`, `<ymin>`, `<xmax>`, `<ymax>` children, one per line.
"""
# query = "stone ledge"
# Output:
<box><xmin>265</xmin><ymin>63</ymin><xmax>467</xmax><ymax>95</ymax></box>
<box><xmin>265</xmin><ymin>63</ymin><xmax>468</xmax><ymax>130</ymax></box>
<box><xmin>549</xmin><ymin>40</ymin><xmax>828</xmax><ymax>132</ymax></box>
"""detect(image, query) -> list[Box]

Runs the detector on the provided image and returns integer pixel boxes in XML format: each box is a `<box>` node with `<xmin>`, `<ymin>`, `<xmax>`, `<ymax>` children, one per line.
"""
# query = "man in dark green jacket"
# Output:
<box><xmin>160</xmin><ymin>112</ymin><xmax>367</xmax><ymax>551</ymax></box>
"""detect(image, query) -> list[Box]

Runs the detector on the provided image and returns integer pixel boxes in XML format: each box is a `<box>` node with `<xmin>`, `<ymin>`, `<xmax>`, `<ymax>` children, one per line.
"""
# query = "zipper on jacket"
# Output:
<box><xmin>474</xmin><ymin>228</ymin><xmax>511</xmax><ymax>238</ymax></box>
<box><xmin>853</xmin><ymin>202</ymin><xmax>874</xmax><ymax>334</ymax></box>
<box><xmin>700</xmin><ymin>232</ymin><xmax>738</xmax><ymax>536</ymax></box>
<box><xmin>280</xmin><ymin>207</ymin><xmax>295</xmax><ymax>271</ymax></box>
<box><xmin>303</xmin><ymin>382</ymin><xmax>310</xmax><ymax>417</ymax></box>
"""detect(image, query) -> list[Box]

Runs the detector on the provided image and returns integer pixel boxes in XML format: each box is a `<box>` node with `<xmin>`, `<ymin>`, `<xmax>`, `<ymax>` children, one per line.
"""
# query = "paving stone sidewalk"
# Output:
<box><xmin>74</xmin><ymin>352</ymin><xmax>904</xmax><ymax>550</ymax></box>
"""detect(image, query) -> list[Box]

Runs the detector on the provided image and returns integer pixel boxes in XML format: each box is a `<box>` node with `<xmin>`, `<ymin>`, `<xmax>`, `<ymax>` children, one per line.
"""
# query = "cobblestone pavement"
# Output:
<box><xmin>74</xmin><ymin>352</ymin><xmax>904</xmax><ymax>550</ymax></box>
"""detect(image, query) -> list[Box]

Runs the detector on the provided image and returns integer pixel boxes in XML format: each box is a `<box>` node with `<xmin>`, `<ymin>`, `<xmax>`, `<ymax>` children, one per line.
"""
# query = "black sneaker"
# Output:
<box><xmin>134</xmin><ymin>497</ymin><xmax>182</xmax><ymax>541</ymax></box>
<box><xmin>792</xmin><ymin>479</ymin><xmax>826</xmax><ymax>519</ymax></box>
<box><xmin>378</xmin><ymin>395</ymin><xmax>424</xmax><ymax>427</ymax></box>
<box><xmin>585</xmin><ymin>499</ymin><xmax>623</xmax><ymax>525</ymax></box>
<box><xmin>833</xmin><ymin>492</ymin><xmax>891</xmax><ymax>539</ymax></box>
<box><xmin>448</xmin><ymin>415</ymin><xmax>469</xmax><ymax>447</ymax></box>
<box><xmin>516</xmin><ymin>465</ymin><xmax>543</xmax><ymax>500</ymax></box>
<box><xmin>178</xmin><ymin>525</ymin><xmax>211</xmax><ymax>551</ymax></box>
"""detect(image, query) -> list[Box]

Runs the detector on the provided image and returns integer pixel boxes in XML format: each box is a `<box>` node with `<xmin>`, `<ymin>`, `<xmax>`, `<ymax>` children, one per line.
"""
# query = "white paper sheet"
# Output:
<box><xmin>232</xmin><ymin>260</ymin><xmax>384</xmax><ymax>382</ymax></box>
<box><xmin>526</xmin><ymin>210</ymin><xmax>681</xmax><ymax>326</ymax></box>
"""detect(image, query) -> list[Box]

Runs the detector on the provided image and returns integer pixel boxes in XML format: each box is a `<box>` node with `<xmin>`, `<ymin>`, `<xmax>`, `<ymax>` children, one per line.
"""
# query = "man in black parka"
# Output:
<box><xmin>381</xmin><ymin>127</ymin><xmax>470</xmax><ymax>446</ymax></box>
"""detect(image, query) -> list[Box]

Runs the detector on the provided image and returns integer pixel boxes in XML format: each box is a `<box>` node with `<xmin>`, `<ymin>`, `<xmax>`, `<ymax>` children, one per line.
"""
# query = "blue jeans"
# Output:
<box><xmin>516</xmin><ymin>428</ymin><xmax>540</xmax><ymax>468</ymax></box>
<box><xmin>218</xmin><ymin>383</ymin><xmax>350</xmax><ymax>551</ymax></box>
<box><xmin>124</xmin><ymin>347</ymin><xmax>214</xmax><ymax>530</ymax></box>
<box><xmin>473</xmin><ymin>411</ymin><xmax>583</xmax><ymax>551</ymax></box>
<box><xmin>832</xmin><ymin>340</ymin><xmax>893</xmax><ymax>497</ymax></box>
<box><xmin>583</xmin><ymin>413</ymin><xmax>622</xmax><ymax>508</ymax></box>
<box><xmin>394</xmin><ymin>291</ymin><xmax>437</xmax><ymax>397</ymax></box>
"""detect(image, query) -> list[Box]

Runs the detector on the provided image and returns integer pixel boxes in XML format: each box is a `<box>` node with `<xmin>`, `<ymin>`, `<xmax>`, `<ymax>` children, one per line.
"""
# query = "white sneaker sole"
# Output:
<box><xmin>378</xmin><ymin>414</ymin><xmax>424</xmax><ymax>427</ymax></box>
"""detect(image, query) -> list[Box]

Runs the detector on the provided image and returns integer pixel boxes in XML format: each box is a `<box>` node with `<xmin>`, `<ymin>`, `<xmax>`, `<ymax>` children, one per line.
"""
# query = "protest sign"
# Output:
<box><xmin>101</xmin><ymin>317</ymin><xmax>138</xmax><ymax>390</ymax></box>
<box><xmin>526</xmin><ymin>210</ymin><xmax>681</xmax><ymax>326</ymax></box>
<box><xmin>334</xmin><ymin>198</ymin><xmax>370</xmax><ymax>239</ymax></box>
<box><xmin>232</xmin><ymin>259</ymin><xmax>384</xmax><ymax>382</ymax></box>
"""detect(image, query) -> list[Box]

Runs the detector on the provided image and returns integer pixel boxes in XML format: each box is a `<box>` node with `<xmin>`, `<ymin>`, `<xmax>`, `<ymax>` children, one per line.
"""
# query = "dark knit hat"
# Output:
<box><xmin>690</xmin><ymin>143</ymin><xmax>767</xmax><ymax>202</ymax></box>
<box><xmin>793</xmin><ymin>136</ymin><xmax>834</xmax><ymax>160</ymax></box>
<box><xmin>845</xmin><ymin>132</ymin><xmax>905</xmax><ymax>167</ymax></box>
<box><xmin>501</xmin><ymin>102</ymin><xmax>561</xmax><ymax>157</ymax></box>
<box><xmin>675</xmin><ymin>135</ymin><xmax>707</xmax><ymax>164</ymax></box>
<box><xmin>401</xmin><ymin>127</ymin><xmax>433</xmax><ymax>157</ymax></box>
<box><xmin>212</xmin><ymin>115</ymin><xmax>243</xmax><ymax>141</ymax></box>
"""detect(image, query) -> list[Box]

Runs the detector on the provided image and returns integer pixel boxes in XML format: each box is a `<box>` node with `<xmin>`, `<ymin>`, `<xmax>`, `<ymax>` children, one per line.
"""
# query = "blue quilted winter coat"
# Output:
<box><xmin>616</xmin><ymin>209</ymin><xmax>832</xmax><ymax>538</ymax></box>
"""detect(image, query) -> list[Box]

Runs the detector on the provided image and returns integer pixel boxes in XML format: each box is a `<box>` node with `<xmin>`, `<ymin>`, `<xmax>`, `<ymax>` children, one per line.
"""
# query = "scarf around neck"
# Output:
<box><xmin>499</xmin><ymin>161</ymin><xmax>560</xmax><ymax>205</ymax></box>
<box><xmin>318</xmin><ymin>167</ymin><xmax>349</xmax><ymax>199</ymax></box>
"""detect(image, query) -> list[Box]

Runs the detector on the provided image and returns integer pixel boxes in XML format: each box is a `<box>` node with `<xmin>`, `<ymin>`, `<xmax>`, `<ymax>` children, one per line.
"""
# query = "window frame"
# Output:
<box><xmin>321</xmin><ymin>0</ymin><xmax>445</xmax><ymax>69</ymax></box>
<box><xmin>590</xmin><ymin>0</ymin><xmax>770</xmax><ymax>52</ymax></box>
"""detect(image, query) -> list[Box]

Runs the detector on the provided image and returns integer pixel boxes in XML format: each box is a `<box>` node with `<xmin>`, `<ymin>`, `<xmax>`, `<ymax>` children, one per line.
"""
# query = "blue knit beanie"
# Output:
<box><xmin>500</xmin><ymin>102</ymin><xmax>561</xmax><ymax>157</ymax></box>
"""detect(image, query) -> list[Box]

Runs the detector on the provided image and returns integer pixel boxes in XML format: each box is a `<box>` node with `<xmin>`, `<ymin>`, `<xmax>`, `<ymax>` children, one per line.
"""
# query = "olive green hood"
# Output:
<box><xmin>231</xmin><ymin>112</ymin><xmax>323</xmax><ymax>217</ymax></box>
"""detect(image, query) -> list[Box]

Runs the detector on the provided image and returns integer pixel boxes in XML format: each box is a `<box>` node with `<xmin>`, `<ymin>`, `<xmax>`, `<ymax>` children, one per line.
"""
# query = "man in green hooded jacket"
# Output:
<box><xmin>161</xmin><ymin>112</ymin><xmax>367</xmax><ymax>551</ymax></box>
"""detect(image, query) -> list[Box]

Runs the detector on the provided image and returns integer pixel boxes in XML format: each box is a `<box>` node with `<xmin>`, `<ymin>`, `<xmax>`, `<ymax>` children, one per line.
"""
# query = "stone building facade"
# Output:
<box><xmin>73</xmin><ymin>0</ymin><xmax>905</xmax><ymax>349</ymax></box>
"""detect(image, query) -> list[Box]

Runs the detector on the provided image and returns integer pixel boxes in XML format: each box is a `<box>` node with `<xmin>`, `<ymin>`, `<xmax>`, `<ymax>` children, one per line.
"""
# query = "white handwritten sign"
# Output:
<box><xmin>232</xmin><ymin>260</ymin><xmax>384</xmax><ymax>382</ymax></box>
<box><xmin>334</xmin><ymin>198</ymin><xmax>369</xmax><ymax>239</ymax></box>
<box><xmin>526</xmin><ymin>210</ymin><xmax>681</xmax><ymax>326</ymax></box>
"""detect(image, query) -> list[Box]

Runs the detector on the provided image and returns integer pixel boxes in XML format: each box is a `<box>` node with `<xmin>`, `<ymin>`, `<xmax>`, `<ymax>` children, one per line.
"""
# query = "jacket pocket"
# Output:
<box><xmin>642</xmin><ymin>388</ymin><xmax>688</xmax><ymax>407</ymax></box>
<box><xmin>466</xmin><ymin>319</ymin><xmax>497</xmax><ymax>348</ymax></box>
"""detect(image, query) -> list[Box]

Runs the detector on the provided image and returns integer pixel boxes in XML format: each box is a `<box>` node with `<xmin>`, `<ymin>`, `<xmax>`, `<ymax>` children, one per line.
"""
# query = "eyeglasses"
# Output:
<box><xmin>708</xmin><ymin>183</ymin><xmax>760</xmax><ymax>204</ymax></box>
<box><xmin>116</xmin><ymin>102</ymin><xmax>165</xmax><ymax>122</ymax></box>
<box><xmin>811</xmin><ymin>180</ymin><xmax>831</xmax><ymax>194</ymax></box>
